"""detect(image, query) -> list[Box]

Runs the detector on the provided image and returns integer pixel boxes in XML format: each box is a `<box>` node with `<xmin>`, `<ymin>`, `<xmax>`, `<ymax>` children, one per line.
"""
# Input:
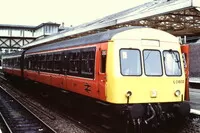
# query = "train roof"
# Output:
<box><xmin>2</xmin><ymin>51</ymin><xmax>23</xmax><ymax>59</ymax></box>
<box><xmin>25</xmin><ymin>26</ymin><xmax>140</xmax><ymax>54</ymax></box>
<box><xmin>25</xmin><ymin>26</ymin><xmax>179</xmax><ymax>54</ymax></box>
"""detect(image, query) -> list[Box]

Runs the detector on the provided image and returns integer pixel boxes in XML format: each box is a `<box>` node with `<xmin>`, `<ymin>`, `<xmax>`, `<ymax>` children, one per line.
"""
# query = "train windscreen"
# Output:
<box><xmin>163</xmin><ymin>50</ymin><xmax>182</xmax><ymax>76</ymax></box>
<box><xmin>120</xmin><ymin>49</ymin><xmax>141</xmax><ymax>76</ymax></box>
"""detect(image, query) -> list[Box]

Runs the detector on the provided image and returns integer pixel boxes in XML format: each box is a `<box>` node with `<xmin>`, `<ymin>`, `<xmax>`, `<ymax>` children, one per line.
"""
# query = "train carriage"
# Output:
<box><xmin>2</xmin><ymin>26</ymin><xmax>190</xmax><ymax>129</ymax></box>
<box><xmin>2</xmin><ymin>51</ymin><xmax>23</xmax><ymax>77</ymax></box>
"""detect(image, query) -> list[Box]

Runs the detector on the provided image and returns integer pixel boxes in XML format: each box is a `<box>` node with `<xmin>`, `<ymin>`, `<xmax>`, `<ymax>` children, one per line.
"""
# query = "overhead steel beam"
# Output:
<box><xmin>21</xmin><ymin>0</ymin><xmax>200</xmax><ymax>49</ymax></box>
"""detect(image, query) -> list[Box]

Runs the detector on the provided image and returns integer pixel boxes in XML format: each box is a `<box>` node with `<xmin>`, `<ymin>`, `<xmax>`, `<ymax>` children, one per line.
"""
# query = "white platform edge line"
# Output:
<box><xmin>190</xmin><ymin>109</ymin><xmax>200</xmax><ymax>115</ymax></box>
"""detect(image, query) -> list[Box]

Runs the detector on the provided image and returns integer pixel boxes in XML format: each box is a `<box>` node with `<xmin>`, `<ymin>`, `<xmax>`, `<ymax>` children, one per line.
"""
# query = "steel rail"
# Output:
<box><xmin>0</xmin><ymin>85</ymin><xmax>57</xmax><ymax>133</ymax></box>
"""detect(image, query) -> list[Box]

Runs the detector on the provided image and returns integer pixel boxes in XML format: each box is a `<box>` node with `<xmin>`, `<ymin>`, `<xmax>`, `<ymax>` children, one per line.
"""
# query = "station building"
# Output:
<box><xmin>0</xmin><ymin>22</ymin><xmax>65</xmax><ymax>54</ymax></box>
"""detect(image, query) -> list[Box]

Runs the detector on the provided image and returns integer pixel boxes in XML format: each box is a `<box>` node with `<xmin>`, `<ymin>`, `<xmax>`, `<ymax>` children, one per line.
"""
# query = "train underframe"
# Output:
<box><xmin>116</xmin><ymin>101</ymin><xmax>190</xmax><ymax>124</ymax></box>
<box><xmin>3</xmin><ymin>73</ymin><xmax>191</xmax><ymax>132</ymax></box>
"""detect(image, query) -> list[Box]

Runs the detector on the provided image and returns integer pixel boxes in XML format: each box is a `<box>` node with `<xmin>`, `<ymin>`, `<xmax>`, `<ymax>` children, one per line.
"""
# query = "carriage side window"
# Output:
<box><xmin>6</xmin><ymin>59</ymin><xmax>9</xmax><ymax>67</ymax></box>
<box><xmin>32</xmin><ymin>55</ymin><xmax>38</xmax><ymax>71</ymax></box>
<box><xmin>2</xmin><ymin>59</ymin><xmax>4</xmax><ymax>67</ymax></box>
<box><xmin>63</xmin><ymin>51</ymin><xmax>68</xmax><ymax>74</ymax></box>
<box><xmin>26</xmin><ymin>56</ymin><xmax>32</xmax><ymax>70</ymax></box>
<box><xmin>6</xmin><ymin>59</ymin><xmax>8</xmax><ymax>67</ymax></box>
<box><xmin>81</xmin><ymin>47</ymin><xmax>96</xmax><ymax>78</ymax></box>
<box><xmin>68</xmin><ymin>50</ymin><xmax>80</xmax><ymax>76</ymax></box>
<box><xmin>4</xmin><ymin>59</ymin><xmax>7</xmax><ymax>67</ymax></box>
<box><xmin>14</xmin><ymin>57</ymin><xmax>20</xmax><ymax>68</ymax></box>
<box><xmin>24</xmin><ymin>57</ymin><xmax>27</xmax><ymax>69</ymax></box>
<box><xmin>17</xmin><ymin>57</ymin><xmax>20</xmax><ymax>68</ymax></box>
<box><xmin>101</xmin><ymin>50</ymin><xmax>106</xmax><ymax>73</ymax></box>
<box><xmin>29</xmin><ymin>56</ymin><xmax>34</xmax><ymax>70</ymax></box>
<box><xmin>143</xmin><ymin>50</ymin><xmax>162</xmax><ymax>76</ymax></box>
<box><xmin>5</xmin><ymin>59</ymin><xmax>7</xmax><ymax>67</ymax></box>
<box><xmin>120</xmin><ymin>49</ymin><xmax>142</xmax><ymax>76</ymax></box>
<box><xmin>46</xmin><ymin>54</ymin><xmax>53</xmax><ymax>71</ymax></box>
<box><xmin>40</xmin><ymin>54</ymin><xmax>46</xmax><ymax>71</ymax></box>
<box><xmin>10</xmin><ymin>59</ymin><xmax>13</xmax><ymax>67</ymax></box>
<box><xmin>163</xmin><ymin>50</ymin><xmax>182</xmax><ymax>76</ymax></box>
<box><xmin>13</xmin><ymin>58</ymin><xmax>17</xmax><ymax>68</ymax></box>
<box><xmin>53</xmin><ymin>52</ymin><xmax>62</xmax><ymax>73</ymax></box>
<box><xmin>24</xmin><ymin>56</ymin><xmax>30</xmax><ymax>69</ymax></box>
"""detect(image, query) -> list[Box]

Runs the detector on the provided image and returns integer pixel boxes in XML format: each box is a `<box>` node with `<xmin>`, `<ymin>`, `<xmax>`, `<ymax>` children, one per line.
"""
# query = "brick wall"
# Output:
<box><xmin>189</xmin><ymin>44</ymin><xmax>200</xmax><ymax>77</ymax></box>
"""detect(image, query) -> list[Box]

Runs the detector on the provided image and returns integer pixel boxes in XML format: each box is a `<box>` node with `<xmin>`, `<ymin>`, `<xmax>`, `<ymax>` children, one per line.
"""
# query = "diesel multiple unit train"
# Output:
<box><xmin>2</xmin><ymin>27</ymin><xmax>190</xmax><ymax>129</ymax></box>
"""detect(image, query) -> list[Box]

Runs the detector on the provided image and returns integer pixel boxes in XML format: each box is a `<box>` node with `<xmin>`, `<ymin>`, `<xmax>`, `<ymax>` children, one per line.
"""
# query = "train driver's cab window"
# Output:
<box><xmin>143</xmin><ymin>50</ymin><xmax>162</xmax><ymax>76</ymax></box>
<box><xmin>163</xmin><ymin>50</ymin><xmax>182</xmax><ymax>76</ymax></box>
<box><xmin>120</xmin><ymin>49</ymin><xmax>141</xmax><ymax>76</ymax></box>
<box><xmin>101</xmin><ymin>50</ymin><xmax>106</xmax><ymax>73</ymax></box>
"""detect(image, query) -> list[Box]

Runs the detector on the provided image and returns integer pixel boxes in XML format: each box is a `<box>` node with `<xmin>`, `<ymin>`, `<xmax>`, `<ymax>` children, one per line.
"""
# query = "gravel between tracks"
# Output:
<box><xmin>0</xmin><ymin>77</ymin><xmax>90</xmax><ymax>133</ymax></box>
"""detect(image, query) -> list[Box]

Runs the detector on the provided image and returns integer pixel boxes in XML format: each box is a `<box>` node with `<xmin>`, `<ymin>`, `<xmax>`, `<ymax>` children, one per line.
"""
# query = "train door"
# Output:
<box><xmin>181</xmin><ymin>44</ymin><xmax>190</xmax><ymax>101</ymax></box>
<box><xmin>98</xmin><ymin>43</ymin><xmax>107</xmax><ymax>100</ymax></box>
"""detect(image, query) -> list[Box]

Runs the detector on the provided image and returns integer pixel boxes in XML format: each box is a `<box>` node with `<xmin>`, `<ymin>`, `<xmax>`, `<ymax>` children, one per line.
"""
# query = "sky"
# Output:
<box><xmin>1</xmin><ymin>0</ymin><xmax>153</xmax><ymax>27</ymax></box>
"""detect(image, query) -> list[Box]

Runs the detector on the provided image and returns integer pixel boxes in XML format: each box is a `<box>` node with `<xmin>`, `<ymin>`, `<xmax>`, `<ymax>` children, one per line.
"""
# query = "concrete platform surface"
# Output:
<box><xmin>189</xmin><ymin>77</ymin><xmax>200</xmax><ymax>83</ymax></box>
<box><xmin>189</xmin><ymin>88</ymin><xmax>200</xmax><ymax>115</ymax></box>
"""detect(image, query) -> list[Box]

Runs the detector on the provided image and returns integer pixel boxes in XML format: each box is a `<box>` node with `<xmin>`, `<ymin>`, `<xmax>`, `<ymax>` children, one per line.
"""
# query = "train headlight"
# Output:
<box><xmin>174</xmin><ymin>90</ymin><xmax>181</xmax><ymax>97</ymax></box>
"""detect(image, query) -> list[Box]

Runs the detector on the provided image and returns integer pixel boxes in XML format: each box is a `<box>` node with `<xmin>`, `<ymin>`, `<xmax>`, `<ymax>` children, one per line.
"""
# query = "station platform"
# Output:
<box><xmin>189</xmin><ymin>77</ymin><xmax>200</xmax><ymax>83</ymax></box>
<box><xmin>189</xmin><ymin>88</ymin><xmax>200</xmax><ymax>115</ymax></box>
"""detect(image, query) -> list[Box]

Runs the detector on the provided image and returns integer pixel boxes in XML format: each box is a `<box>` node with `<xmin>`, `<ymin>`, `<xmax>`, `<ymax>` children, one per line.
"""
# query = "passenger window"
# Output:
<box><xmin>33</xmin><ymin>55</ymin><xmax>38</xmax><ymax>70</ymax></box>
<box><xmin>101</xmin><ymin>50</ymin><xmax>106</xmax><ymax>73</ymax></box>
<box><xmin>53</xmin><ymin>52</ymin><xmax>62</xmax><ymax>73</ymax></box>
<box><xmin>46</xmin><ymin>54</ymin><xmax>53</xmax><ymax>71</ymax></box>
<box><xmin>40</xmin><ymin>54</ymin><xmax>46</xmax><ymax>71</ymax></box>
<box><xmin>68</xmin><ymin>50</ymin><xmax>80</xmax><ymax>75</ymax></box>
<box><xmin>24</xmin><ymin>57</ymin><xmax>27</xmax><ymax>69</ymax></box>
<box><xmin>27</xmin><ymin>56</ymin><xmax>32</xmax><ymax>70</ymax></box>
<box><xmin>81</xmin><ymin>47</ymin><xmax>96</xmax><ymax>78</ymax></box>
<box><xmin>63</xmin><ymin>51</ymin><xmax>68</xmax><ymax>74</ymax></box>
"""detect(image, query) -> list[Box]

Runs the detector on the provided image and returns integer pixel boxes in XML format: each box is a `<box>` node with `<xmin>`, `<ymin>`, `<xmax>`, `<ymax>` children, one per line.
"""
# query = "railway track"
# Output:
<box><xmin>0</xmin><ymin>85</ymin><xmax>56</xmax><ymax>133</ymax></box>
<box><xmin>0</xmin><ymin>74</ymin><xmax>104</xmax><ymax>133</ymax></box>
<box><xmin>1</xmin><ymin>73</ymin><xmax>200</xmax><ymax>133</ymax></box>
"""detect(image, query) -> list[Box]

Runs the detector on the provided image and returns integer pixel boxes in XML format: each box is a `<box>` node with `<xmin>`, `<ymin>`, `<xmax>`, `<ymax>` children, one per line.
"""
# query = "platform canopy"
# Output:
<box><xmin>22</xmin><ymin>0</ymin><xmax>200</xmax><ymax>49</ymax></box>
